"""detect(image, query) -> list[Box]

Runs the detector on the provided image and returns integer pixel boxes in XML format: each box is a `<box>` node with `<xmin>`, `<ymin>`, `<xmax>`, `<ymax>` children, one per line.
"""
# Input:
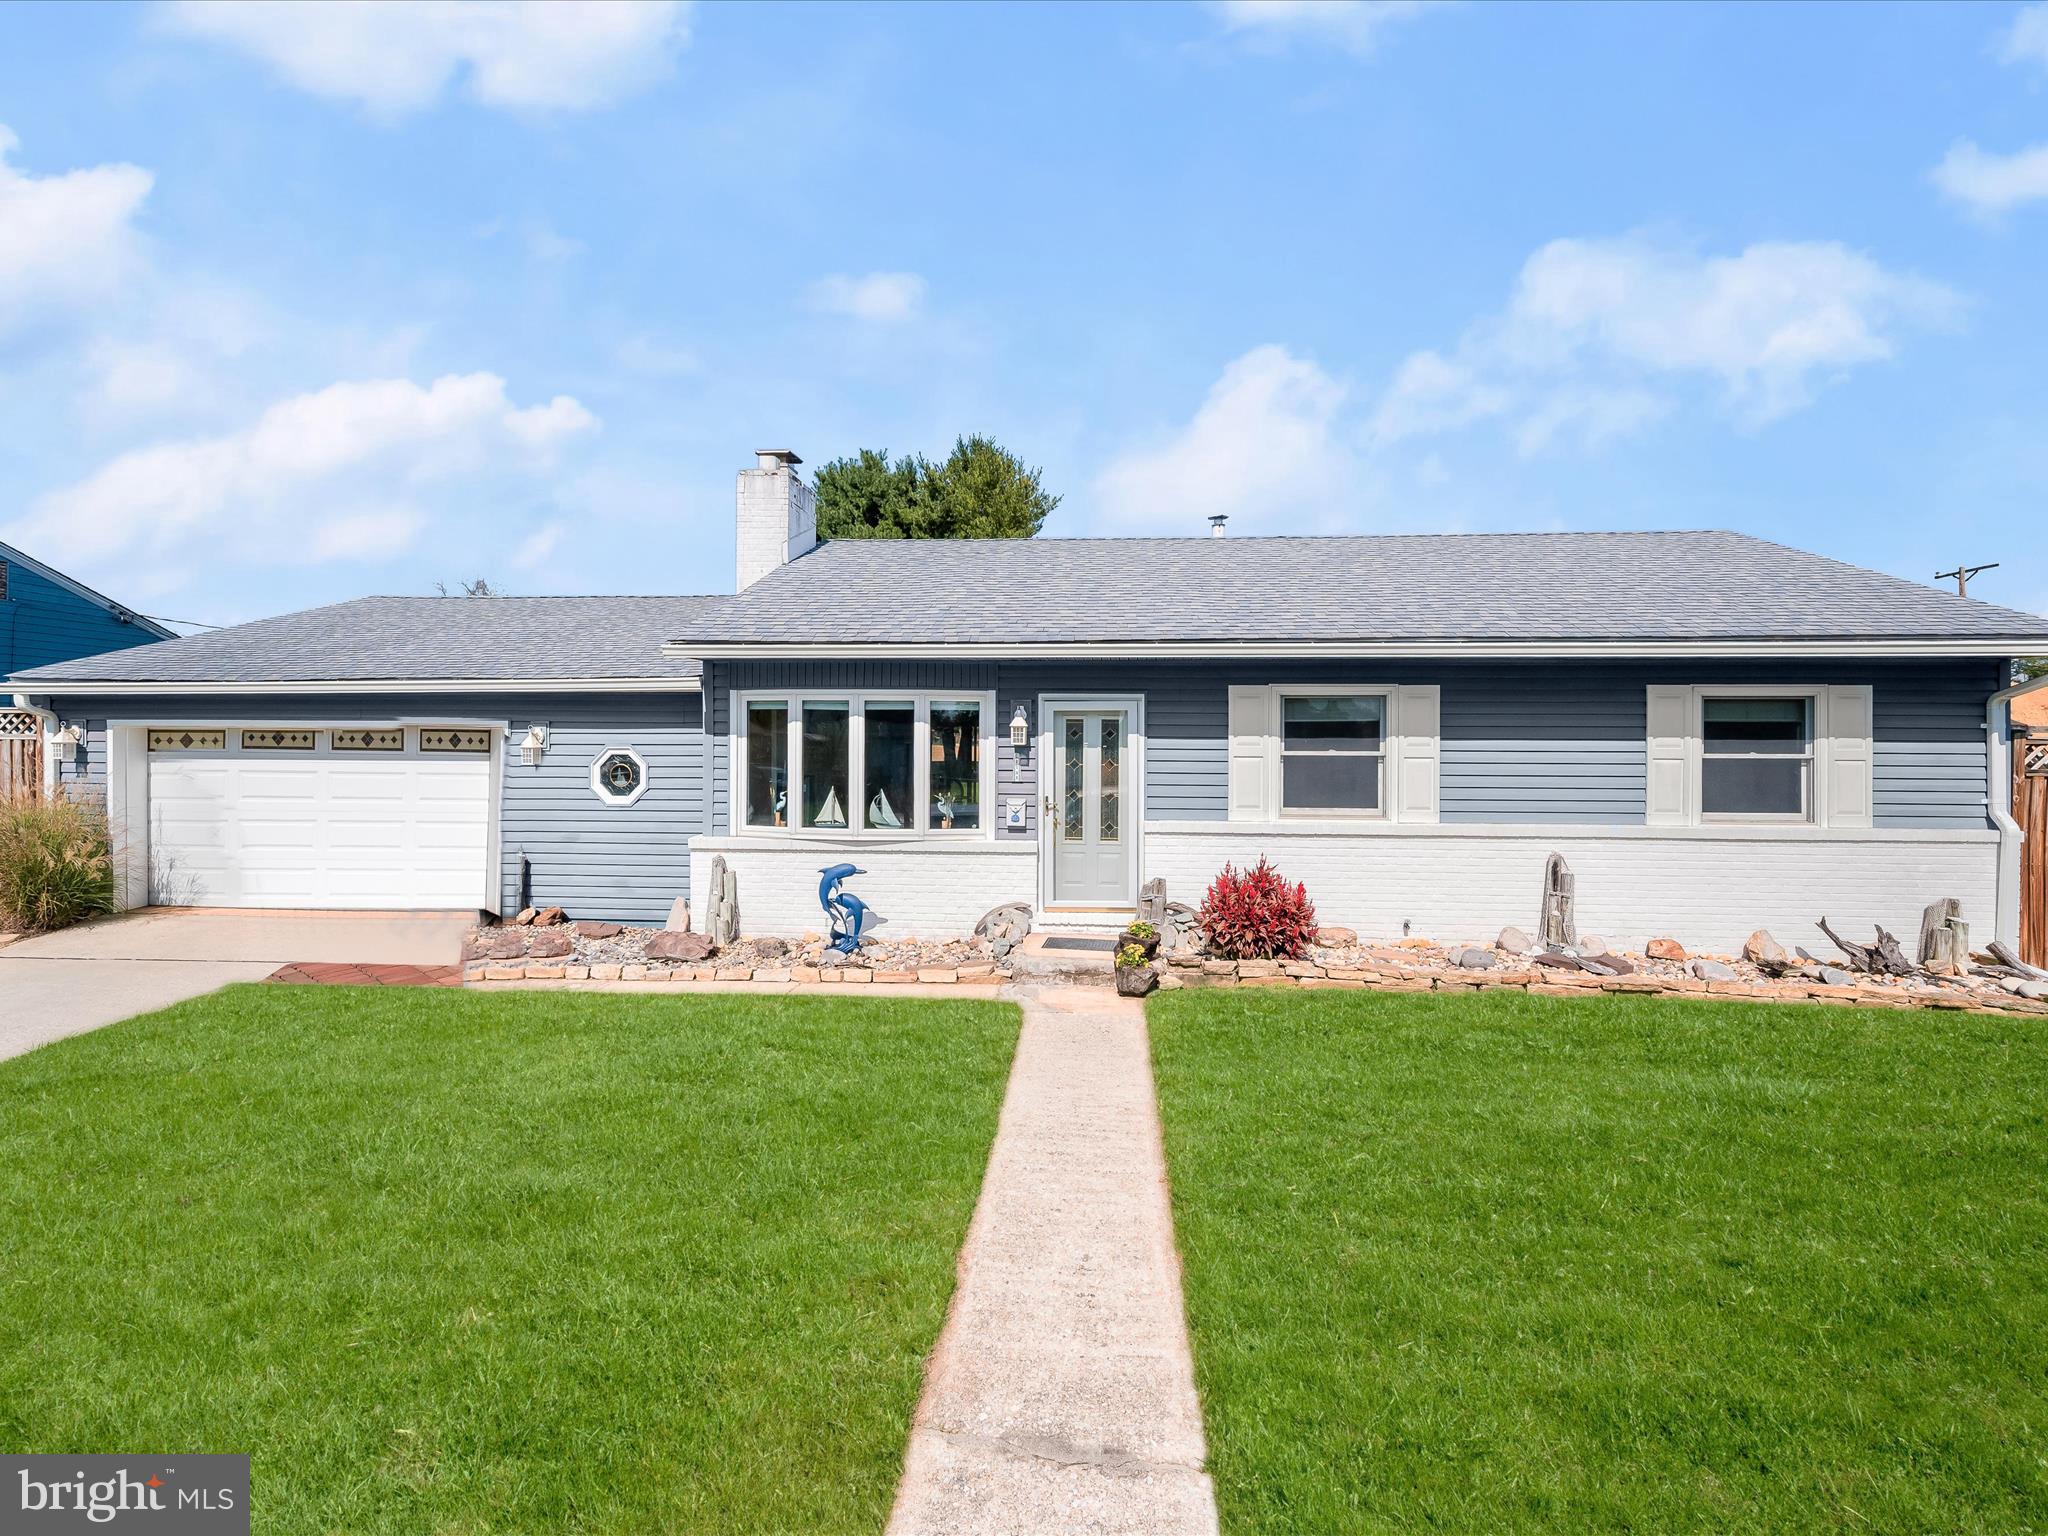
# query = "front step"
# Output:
<box><xmin>1007</xmin><ymin>931</ymin><xmax>1121</xmax><ymax>981</ymax></box>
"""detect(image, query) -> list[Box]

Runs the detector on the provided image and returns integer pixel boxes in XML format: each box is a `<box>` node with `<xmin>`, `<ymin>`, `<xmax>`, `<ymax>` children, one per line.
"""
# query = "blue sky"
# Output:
<box><xmin>2</xmin><ymin>0</ymin><xmax>2045</xmax><ymax>630</ymax></box>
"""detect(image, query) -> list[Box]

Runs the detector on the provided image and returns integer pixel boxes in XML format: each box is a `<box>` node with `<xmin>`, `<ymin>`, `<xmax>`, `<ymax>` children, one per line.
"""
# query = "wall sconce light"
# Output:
<box><xmin>47</xmin><ymin>722</ymin><xmax>83</xmax><ymax>752</ymax></box>
<box><xmin>518</xmin><ymin>723</ymin><xmax>548</xmax><ymax>766</ymax></box>
<box><xmin>1009</xmin><ymin>705</ymin><xmax>1030</xmax><ymax>751</ymax></box>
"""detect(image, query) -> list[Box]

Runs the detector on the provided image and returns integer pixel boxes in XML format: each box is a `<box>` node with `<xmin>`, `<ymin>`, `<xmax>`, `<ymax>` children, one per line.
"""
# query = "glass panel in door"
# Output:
<box><xmin>1050</xmin><ymin>709</ymin><xmax>1132</xmax><ymax>905</ymax></box>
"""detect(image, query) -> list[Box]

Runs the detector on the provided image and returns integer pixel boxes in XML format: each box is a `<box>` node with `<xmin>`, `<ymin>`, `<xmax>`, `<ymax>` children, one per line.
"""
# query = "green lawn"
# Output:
<box><xmin>0</xmin><ymin>985</ymin><xmax>1018</xmax><ymax>1534</ymax></box>
<box><xmin>1151</xmin><ymin>987</ymin><xmax>2048</xmax><ymax>1533</ymax></box>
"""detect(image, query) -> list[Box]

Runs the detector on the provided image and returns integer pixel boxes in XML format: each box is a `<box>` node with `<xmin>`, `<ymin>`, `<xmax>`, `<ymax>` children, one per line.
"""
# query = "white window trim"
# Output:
<box><xmin>1649</xmin><ymin>684</ymin><xmax>1872</xmax><ymax>831</ymax></box>
<box><xmin>730</xmin><ymin>689</ymin><xmax>998</xmax><ymax>841</ymax></box>
<box><xmin>1268</xmin><ymin>684</ymin><xmax>1396</xmax><ymax>821</ymax></box>
<box><xmin>1694</xmin><ymin>685</ymin><xmax>1819</xmax><ymax>826</ymax></box>
<box><xmin>590</xmin><ymin>744</ymin><xmax>651</xmax><ymax>807</ymax></box>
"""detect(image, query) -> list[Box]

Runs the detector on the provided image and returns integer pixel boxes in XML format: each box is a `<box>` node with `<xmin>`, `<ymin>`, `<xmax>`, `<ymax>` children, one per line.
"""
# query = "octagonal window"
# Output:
<box><xmin>590</xmin><ymin>746</ymin><xmax>649</xmax><ymax>806</ymax></box>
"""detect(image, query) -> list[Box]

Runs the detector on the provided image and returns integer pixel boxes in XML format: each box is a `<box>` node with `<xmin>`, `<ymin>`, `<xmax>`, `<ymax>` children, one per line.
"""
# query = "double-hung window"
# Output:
<box><xmin>1279</xmin><ymin>693</ymin><xmax>1387</xmax><ymax>816</ymax></box>
<box><xmin>737</xmin><ymin>692</ymin><xmax>994</xmax><ymax>838</ymax></box>
<box><xmin>1699</xmin><ymin>695</ymin><xmax>1814</xmax><ymax>821</ymax></box>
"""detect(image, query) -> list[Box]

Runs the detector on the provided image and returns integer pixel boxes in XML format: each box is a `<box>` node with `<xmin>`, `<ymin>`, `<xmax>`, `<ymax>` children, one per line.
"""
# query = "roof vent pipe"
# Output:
<box><xmin>1208</xmin><ymin>514</ymin><xmax>1228</xmax><ymax>538</ymax></box>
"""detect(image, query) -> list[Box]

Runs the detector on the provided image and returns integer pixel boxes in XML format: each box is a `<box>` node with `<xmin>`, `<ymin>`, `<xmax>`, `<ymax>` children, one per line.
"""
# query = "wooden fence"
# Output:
<box><xmin>2022</xmin><ymin>732</ymin><xmax>2048</xmax><ymax>969</ymax></box>
<box><xmin>1</xmin><ymin>710</ymin><xmax>43</xmax><ymax>801</ymax></box>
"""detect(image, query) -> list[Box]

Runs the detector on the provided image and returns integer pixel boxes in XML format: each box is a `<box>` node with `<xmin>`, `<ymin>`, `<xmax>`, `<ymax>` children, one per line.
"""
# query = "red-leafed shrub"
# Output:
<box><xmin>1196</xmin><ymin>856</ymin><xmax>1319</xmax><ymax>959</ymax></box>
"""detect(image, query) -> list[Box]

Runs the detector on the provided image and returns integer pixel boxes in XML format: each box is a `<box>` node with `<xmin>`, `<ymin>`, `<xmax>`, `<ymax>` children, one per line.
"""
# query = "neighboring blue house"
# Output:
<box><xmin>0</xmin><ymin>541</ymin><xmax>174</xmax><ymax>676</ymax></box>
<box><xmin>9</xmin><ymin>449</ymin><xmax>2048</xmax><ymax>954</ymax></box>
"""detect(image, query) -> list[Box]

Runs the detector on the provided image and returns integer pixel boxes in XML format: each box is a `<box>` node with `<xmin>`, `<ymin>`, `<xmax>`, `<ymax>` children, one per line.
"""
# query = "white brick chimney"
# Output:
<box><xmin>736</xmin><ymin>449</ymin><xmax>817</xmax><ymax>590</ymax></box>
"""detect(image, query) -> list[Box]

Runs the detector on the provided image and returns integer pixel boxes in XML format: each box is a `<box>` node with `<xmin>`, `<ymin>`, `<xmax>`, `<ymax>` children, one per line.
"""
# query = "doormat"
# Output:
<box><xmin>1041</xmin><ymin>936</ymin><xmax>1118</xmax><ymax>953</ymax></box>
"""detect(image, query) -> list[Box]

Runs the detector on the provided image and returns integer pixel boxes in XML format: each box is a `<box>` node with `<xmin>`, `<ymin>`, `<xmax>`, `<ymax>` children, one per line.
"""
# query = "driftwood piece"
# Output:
<box><xmin>1817</xmin><ymin>916</ymin><xmax>1877</xmax><ymax>972</ymax></box>
<box><xmin>1989</xmin><ymin>939</ymin><xmax>2048</xmax><ymax>982</ymax></box>
<box><xmin>1919</xmin><ymin>898</ymin><xmax>1961</xmax><ymax>968</ymax></box>
<box><xmin>1872</xmin><ymin>927</ymin><xmax>1916</xmax><ymax>977</ymax></box>
<box><xmin>1539</xmin><ymin>854</ymin><xmax>1576</xmax><ymax>948</ymax></box>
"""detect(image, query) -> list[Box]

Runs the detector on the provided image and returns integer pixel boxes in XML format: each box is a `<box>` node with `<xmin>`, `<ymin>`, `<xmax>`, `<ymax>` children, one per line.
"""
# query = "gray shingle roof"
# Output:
<box><xmin>669</xmin><ymin>531</ymin><xmax>2048</xmax><ymax>649</ymax></box>
<box><xmin>9</xmin><ymin>596</ymin><xmax>709</xmax><ymax>686</ymax></box>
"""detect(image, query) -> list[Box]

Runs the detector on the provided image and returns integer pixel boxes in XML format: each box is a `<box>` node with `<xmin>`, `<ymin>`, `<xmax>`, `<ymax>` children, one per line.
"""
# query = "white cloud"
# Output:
<box><xmin>805</xmin><ymin>271</ymin><xmax>927</xmax><ymax>323</ymax></box>
<box><xmin>1371</xmin><ymin>235</ymin><xmax>1959</xmax><ymax>450</ymax></box>
<box><xmin>510</xmin><ymin>522</ymin><xmax>566</xmax><ymax>570</ymax></box>
<box><xmin>305</xmin><ymin>509</ymin><xmax>423</xmax><ymax>563</ymax></box>
<box><xmin>613</xmin><ymin>334</ymin><xmax>700</xmax><ymax>376</ymax></box>
<box><xmin>1932</xmin><ymin>140</ymin><xmax>2048</xmax><ymax>216</ymax></box>
<box><xmin>1209</xmin><ymin>0</ymin><xmax>1433</xmax><ymax>56</ymax></box>
<box><xmin>2003</xmin><ymin>2</ymin><xmax>2048</xmax><ymax>69</ymax></box>
<box><xmin>1093</xmin><ymin>345</ymin><xmax>1354</xmax><ymax>533</ymax></box>
<box><xmin>3</xmin><ymin>373</ymin><xmax>597</xmax><ymax>571</ymax></box>
<box><xmin>0</xmin><ymin>125</ymin><xmax>153</xmax><ymax>331</ymax></box>
<box><xmin>162</xmin><ymin>0</ymin><xmax>690</xmax><ymax>118</ymax></box>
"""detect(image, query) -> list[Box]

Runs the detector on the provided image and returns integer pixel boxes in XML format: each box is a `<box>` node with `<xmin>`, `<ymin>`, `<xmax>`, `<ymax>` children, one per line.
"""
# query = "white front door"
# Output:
<box><xmin>1049</xmin><ymin>708</ymin><xmax>1132</xmax><ymax>906</ymax></box>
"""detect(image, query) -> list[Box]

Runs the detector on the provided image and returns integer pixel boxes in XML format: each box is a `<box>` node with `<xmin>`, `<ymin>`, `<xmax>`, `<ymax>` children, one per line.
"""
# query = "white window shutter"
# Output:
<box><xmin>1227</xmin><ymin>686</ymin><xmax>1271</xmax><ymax>821</ymax></box>
<box><xmin>1396</xmin><ymin>684</ymin><xmax>1441</xmax><ymax>824</ymax></box>
<box><xmin>1825</xmin><ymin>684</ymin><xmax>1874</xmax><ymax>828</ymax></box>
<box><xmin>1645</xmin><ymin>685</ymin><xmax>1691</xmax><ymax>826</ymax></box>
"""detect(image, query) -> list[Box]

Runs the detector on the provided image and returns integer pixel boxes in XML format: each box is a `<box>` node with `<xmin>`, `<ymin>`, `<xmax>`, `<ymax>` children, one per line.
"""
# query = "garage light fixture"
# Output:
<box><xmin>518</xmin><ymin>723</ymin><xmax>548</xmax><ymax>766</ymax></box>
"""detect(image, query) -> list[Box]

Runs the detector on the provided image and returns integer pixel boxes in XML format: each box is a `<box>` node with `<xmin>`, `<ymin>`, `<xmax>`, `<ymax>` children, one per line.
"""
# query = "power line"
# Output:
<box><xmin>141</xmin><ymin>615</ymin><xmax>224</xmax><ymax>630</ymax></box>
<box><xmin>1934</xmin><ymin>562</ymin><xmax>1998</xmax><ymax>598</ymax></box>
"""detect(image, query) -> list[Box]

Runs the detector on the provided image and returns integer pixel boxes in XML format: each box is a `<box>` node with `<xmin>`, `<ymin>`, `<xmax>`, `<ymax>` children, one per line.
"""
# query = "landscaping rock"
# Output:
<box><xmin>589</xmin><ymin>963</ymin><xmax>622</xmax><ymax>981</ymax></box>
<box><xmin>1818</xmin><ymin>965</ymin><xmax>1858</xmax><ymax>987</ymax></box>
<box><xmin>751</xmin><ymin>936</ymin><xmax>789</xmax><ymax>960</ymax></box>
<box><xmin>1454</xmin><ymin>948</ymin><xmax>1497</xmax><ymax>970</ymax></box>
<box><xmin>512</xmin><ymin>907</ymin><xmax>537</xmax><ymax>926</ymax></box>
<box><xmin>1531</xmin><ymin>951</ymin><xmax>1584</xmax><ymax>970</ymax></box>
<box><xmin>1744</xmin><ymin>930</ymin><xmax>1792</xmax><ymax>974</ymax></box>
<box><xmin>647</xmin><ymin>930</ymin><xmax>715</xmax><ymax>963</ymax></box>
<box><xmin>1646</xmin><ymin>937</ymin><xmax>1687</xmax><ymax>961</ymax></box>
<box><xmin>574</xmin><ymin>921</ymin><xmax>622</xmax><ymax>940</ymax></box>
<box><xmin>1496</xmin><ymin>926</ymin><xmax>1535</xmax><ymax>955</ymax></box>
<box><xmin>1578</xmin><ymin>934</ymin><xmax>1610</xmax><ymax>956</ymax></box>
<box><xmin>665</xmin><ymin>896</ymin><xmax>691</xmax><ymax>932</ymax></box>
<box><xmin>1689</xmin><ymin>958</ymin><xmax>1736</xmax><ymax>981</ymax></box>
<box><xmin>1319</xmin><ymin>926</ymin><xmax>1359</xmax><ymax>946</ymax></box>
<box><xmin>534</xmin><ymin>907</ymin><xmax>567</xmax><ymax>927</ymax></box>
<box><xmin>525</xmin><ymin>930</ymin><xmax>572</xmax><ymax>959</ymax></box>
<box><xmin>707</xmin><ymin>856</ymin><xmax>740</xmax><ymax>946</ymax></box>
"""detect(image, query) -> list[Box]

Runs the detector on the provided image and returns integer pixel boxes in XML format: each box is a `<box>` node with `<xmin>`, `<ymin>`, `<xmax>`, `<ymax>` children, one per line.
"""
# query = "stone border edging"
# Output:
<box><xmin>1157</xmin><ymin>957</ymin><xmax>2048</xmax><ymax>1017</ymax></box>
<box><xmin>458</xmin><ymin>955</ymin><xmax>2048</xmax><ymax>1017</ymax></box>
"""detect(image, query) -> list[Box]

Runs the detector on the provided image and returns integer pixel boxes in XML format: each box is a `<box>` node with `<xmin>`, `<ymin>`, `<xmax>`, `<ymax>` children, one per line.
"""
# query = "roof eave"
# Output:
<box><xmin>661</xmin><ymin>637</ymin><xmax>2048</xmax><ymax>661</ymax></box>
<box><xmin>9</xmin><ymin>675</ymin><xmax>702</xmax><ymax>697</ymax></box>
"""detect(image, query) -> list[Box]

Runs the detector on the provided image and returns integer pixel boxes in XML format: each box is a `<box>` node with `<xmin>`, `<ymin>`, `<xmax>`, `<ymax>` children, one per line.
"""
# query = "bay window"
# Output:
<box><xmin>737</xmin><ymin>692</ymin><xmax>995</xmax><ymax>838</ymax></box>
<box><xmin>744</xmin><ymin>701</ymin><xmax>788</xmax><ymax>827</ymax></box>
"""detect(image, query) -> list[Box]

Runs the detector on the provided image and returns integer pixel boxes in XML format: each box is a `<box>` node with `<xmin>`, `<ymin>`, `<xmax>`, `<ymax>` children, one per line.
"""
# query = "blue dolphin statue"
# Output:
<box><xmin>818</xmin><ymin>863</ymin><xmax>878</xmax><ymax>954</ymax></box>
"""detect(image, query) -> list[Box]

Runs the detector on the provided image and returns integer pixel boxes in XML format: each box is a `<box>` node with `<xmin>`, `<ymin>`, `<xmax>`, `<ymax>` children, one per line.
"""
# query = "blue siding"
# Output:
<box><xmin>41</xmin><ymin>691</ymin><xmax>704</xmax><ymax>923</ymax></box>
<box><xmin>1</xmin><ymin>559</ymin><xmax>163</xmax><ymax>673</ymax></box>
<box><xmin>712</xmin><ymin>658</ymin><xmax>2000</xmax><ymax>833</ymax></box>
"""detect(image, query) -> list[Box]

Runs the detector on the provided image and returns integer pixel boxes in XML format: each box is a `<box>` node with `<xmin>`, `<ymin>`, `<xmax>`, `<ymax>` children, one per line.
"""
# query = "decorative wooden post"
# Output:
<box><xmin>1539</xmin><ymin>853</ymin><xmax>1576</xmax><ymax>948</ymax></box>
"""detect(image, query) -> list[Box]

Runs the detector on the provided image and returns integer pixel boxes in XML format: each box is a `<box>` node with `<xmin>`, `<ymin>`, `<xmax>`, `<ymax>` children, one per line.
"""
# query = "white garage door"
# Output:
<box><xmin>146</xmin><ymin>728</ymin><xmax>491</xmax><ymax>909</ymax></box>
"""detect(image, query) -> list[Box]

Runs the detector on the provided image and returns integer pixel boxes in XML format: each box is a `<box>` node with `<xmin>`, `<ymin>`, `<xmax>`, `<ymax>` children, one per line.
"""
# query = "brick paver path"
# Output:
<box><xmin>267</xmin><ymin>962</ymin><xmax>464</xmax><ymax>987</ymax></box>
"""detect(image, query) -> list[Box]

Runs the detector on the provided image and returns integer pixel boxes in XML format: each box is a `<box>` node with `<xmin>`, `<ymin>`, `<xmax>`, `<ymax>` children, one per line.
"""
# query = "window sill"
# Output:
<box><xmin>694</xmin><ymin>833</ymin><xmax>1033</xmax><ymax>854</ymax></box>
<box><xmin>1153</xmin><ymin>820</ymin><xmax>1997</xmax><ymax>843</ymax></box>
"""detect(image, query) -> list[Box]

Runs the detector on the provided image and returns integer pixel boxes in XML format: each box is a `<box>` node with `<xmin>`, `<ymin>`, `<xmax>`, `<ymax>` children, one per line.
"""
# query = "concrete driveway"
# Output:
<box><xmin>0</xmin><ymin>908</ymin><xmax>472</xmax><ymax>1061</ymax></box>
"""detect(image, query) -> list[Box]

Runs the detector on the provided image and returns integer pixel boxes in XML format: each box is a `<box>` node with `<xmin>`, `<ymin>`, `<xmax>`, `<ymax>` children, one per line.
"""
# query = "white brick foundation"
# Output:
<box><xmin>688</xmin><ymin>836</ymin><xmax>1038</xmax><ymax>940</ymax></box>
<box><xmin>689</xmin><ymin>823</ymin><xmax>1999</xmax><ymax>954</ymax></box>
<box><xmin>1143</xmin><ymin>821</ymin><xmax>1999</xmax><ymax>954</ymax></box>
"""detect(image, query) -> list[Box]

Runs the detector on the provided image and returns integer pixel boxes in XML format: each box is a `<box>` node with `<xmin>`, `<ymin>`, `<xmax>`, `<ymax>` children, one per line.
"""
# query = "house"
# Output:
<box><xmin>9</xmin><ymin>449</ymin><xmax>2048</xmax><ymax>954</ymax></box>
<box><xmin>0</xmin><ymin>542</ymin><xmax>173</xmax><ymax>675</ymax></box>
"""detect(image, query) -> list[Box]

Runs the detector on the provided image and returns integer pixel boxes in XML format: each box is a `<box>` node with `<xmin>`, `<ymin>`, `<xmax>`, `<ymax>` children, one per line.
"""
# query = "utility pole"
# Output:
<box><xmin>1935</xmin><ymin>561</ymin><xmax>1998</xmax><ymax>598</ymax></box>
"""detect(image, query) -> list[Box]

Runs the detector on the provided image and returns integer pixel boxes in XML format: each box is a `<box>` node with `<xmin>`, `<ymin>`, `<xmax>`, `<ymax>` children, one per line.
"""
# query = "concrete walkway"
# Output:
<box><xmin>888</xmin><ymin>988</ymin><xmax>1218</xmax><ymax>1536</ymax></box>
<box><xmin>0</xmin><ymin>909</ymin><xmax>473</xmax><ymax>1061</ymax></box>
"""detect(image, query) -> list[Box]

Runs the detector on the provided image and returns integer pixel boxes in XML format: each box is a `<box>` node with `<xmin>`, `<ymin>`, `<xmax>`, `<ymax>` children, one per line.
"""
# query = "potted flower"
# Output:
<box><xmin>1114</xmin><ymin>941</ymin><xmax>1158</xmax><ymax>997</ymax></box>
<box><xmin>1120</xmin><ymin>919</ymin><xmax>1160</xmax><ymax>961</ymax></box>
